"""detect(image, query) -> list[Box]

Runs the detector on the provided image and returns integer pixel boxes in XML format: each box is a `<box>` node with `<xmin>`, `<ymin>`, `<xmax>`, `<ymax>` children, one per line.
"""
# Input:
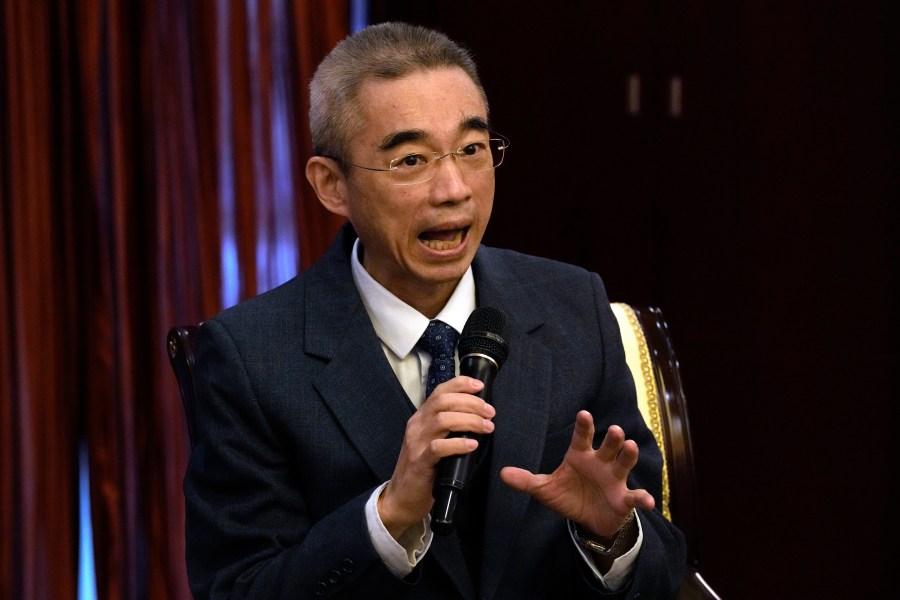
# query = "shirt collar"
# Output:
<box><xmin>350</xmin><ymin>238</ymin><xmax>476</xmax><ymax>358</ymax></box>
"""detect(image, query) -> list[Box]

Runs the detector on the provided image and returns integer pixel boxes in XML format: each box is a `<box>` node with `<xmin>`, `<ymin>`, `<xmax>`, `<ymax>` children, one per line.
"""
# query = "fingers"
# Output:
<box><xmin>499</xmin><ymin>466</ymin><xmax>548</xmax><ymax>494</ymax></box>
<box><xmin>425</xmin><ymin>376</ymin><xmax>485</xmax><ymax>405</ymax></box>
<box><xmin>391</xmin><ymin>378</ymin><xmax>494</xmax><ymax>531</ymax></box>
<box><xmin>498</xmin><ymin>466</ymin><xmax>530</xmax><ymax>491</ymax></box>
<box><xmin>593</xmin><ymin>422</ymin><xmax>655</xmax><ymax>510</ymax></box>
<box><xmin>405</xmin><ymin>376</ymin><xmax>496</xmax><ymax>463</ymax></box>
<box><xmin>618</xmin><ymin>439</ymin><xmax>640</xmax><ymax>468</ymax></box>
<box><xmin>572</xmin><ymin>411</ymin><xmax>637</xmax><ymax>460</ymax></box>
<box><xmin>594</xmin><ymin>424</ymin><xmax>625</xmax><ymax>461</ymax></box>
<box><xmin>420</xmin><ymin>373</ymin><xmax>492</xmax><ymax>409</ymax></box>
<box><xmin>423</xmin><ymin>399</ymin><xmax>495</xmax><ymax>441</ymax></box>
<box><xmin>569</xmin><ymin>410</ymin><xmax>597</xmax><ymax>452</ymax></box>
<box><xmin>383</xmin><ymin>378</ymin><xmax>494</xmax><ymax>534</ymax></box>
<box><xmin>627</xmin><ymin>489</ymin><xmax>656</xmax><ymax>512</ymax></box>
<box><xmin>593</xmin><ymin>423</ymin><xmax>642</xmax><ymax>477</ymax></box>
<box><xmin>427</xmin><ymin>433</ymin><xmax>480</xmax><ymax>462</ymax></box>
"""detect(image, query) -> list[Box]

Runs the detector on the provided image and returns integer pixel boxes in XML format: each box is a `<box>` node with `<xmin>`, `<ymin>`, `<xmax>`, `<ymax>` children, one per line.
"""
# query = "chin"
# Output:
<box><xmin>418</xmin><ymin>261</ymin><xmax>471</xmax><ymax>286</ymax></box>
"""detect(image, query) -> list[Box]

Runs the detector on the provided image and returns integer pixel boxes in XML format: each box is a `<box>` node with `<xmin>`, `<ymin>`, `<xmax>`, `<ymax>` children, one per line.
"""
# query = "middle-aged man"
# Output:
<box><xmin>184</xmin><ymin>21</ymin><xmax>686</xmax><ymax>599</ymax></box>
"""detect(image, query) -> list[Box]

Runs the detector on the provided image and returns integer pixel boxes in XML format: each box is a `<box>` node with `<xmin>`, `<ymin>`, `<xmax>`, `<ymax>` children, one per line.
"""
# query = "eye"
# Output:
<box><xmin>460</xmin><ymin>141</ymin><xmax>487</xmax><ymax>157</ymax></box>
<box><xmin>393</xmin><ymin>154</ymin><xmax>427</xmax><ymax>169</ymax></box>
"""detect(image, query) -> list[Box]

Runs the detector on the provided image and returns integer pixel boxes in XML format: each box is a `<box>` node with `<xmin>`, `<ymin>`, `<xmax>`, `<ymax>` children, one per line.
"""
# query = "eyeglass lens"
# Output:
<box><xmin>388</xmin><ymin>138</ymin><xmax>507</xmax><ymax>185</ymax></box>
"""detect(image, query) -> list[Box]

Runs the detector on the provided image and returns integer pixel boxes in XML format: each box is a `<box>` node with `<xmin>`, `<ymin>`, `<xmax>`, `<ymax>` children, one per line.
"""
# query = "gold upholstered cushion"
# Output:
<box><xmin>610</xmin><ymin>302</ymin><xmax>671</xmax><ymax>521</ymax></box>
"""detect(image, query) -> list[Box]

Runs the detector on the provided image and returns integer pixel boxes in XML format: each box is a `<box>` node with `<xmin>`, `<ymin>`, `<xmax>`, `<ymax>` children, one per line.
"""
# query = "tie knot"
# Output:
<box><xmin>419</xmin><ymin>320</ymin><xmax>459</xmax><ymax>397</ymax></box>
<box><xmin>419</xmin><ymin>320</ymin><xmax>459</xmax><ymax>358</ymax></box>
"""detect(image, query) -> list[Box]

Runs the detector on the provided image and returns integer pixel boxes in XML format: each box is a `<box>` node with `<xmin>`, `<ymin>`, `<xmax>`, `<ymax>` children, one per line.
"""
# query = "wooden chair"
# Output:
<box><xmin>166</xmin><ymin>325</ymin><xmax>200</xmax><ymax>448</ymax></box>
<box><xmin>167</xmin><ymin>305</ymin><xmax>719</xmax><ymax>597</ymax></box>
<box><xmin>610</xmin><ymin>303</ymin><xmax>720</xmax><ymax>599</ymax></box>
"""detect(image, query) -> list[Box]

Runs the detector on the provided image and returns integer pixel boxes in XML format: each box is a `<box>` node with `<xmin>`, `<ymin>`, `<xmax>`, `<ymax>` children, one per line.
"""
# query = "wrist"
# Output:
<box><xmin>377</xmin><ymin>484</ymin><xmax>422</xmax><ymax>541</ymax></box>
<box><xmin>572</xmin><ymin>510</ymin><xmax>637</xmax><ymax>557</ymax></box>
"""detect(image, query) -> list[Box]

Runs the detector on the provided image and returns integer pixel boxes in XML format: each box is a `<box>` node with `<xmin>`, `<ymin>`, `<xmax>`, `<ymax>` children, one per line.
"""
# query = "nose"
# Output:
<box><xmin>428</xmin><ymin>154</ymin><xmax>472</xmax><ymax>203</ymax></box>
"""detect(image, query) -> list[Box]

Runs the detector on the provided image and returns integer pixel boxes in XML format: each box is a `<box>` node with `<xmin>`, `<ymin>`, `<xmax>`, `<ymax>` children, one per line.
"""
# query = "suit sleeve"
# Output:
<box><xmin>575</xmin><ymin>272</ymin><xmax>687</xmax><ymax>598</ymax></box>
<box><xmin>183</xmin><ymin>319</ymin><xmax>417</xmax><ymax>599</ymax></box>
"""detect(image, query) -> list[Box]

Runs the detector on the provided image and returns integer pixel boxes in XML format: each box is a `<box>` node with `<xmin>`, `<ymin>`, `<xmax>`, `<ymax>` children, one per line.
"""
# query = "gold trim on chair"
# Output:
<box><xmin>610</xmin><ymin>302</ymin><xmax>671</xmax><ymax>521</ymax></box>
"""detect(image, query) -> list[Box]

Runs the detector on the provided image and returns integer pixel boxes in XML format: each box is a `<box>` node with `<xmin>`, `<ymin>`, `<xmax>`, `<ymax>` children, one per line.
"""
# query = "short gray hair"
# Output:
<box><xmin>309</xmin><ymin>22</ymin><xmax>488</xmax><ymax>165</ymax></box>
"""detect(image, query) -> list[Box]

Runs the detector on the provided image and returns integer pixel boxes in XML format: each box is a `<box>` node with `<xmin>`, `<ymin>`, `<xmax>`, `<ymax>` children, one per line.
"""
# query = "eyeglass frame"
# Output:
<box><xmin>323</xmin><ymin>132</ymin><xmax>510</xmax><ymax>186</ymax></box>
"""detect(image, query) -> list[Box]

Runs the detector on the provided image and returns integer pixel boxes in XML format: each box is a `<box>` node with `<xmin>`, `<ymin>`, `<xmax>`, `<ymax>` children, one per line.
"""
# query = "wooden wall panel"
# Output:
<box><xmin>372</xmin><ymin>2</ymin><xmax>896</xmax><ymax>596</ymax></box>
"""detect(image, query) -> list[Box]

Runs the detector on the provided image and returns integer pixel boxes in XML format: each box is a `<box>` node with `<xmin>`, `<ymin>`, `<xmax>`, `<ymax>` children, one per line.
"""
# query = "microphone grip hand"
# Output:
<box><xmin>430</xmin><ymin>355</ymin><xmax>496</xmax><ymax>536</ymax></box>
<box><xmin>430</xmin><ymin>306</ymin><xmax>510</xmax><ymax>536</ymax></box>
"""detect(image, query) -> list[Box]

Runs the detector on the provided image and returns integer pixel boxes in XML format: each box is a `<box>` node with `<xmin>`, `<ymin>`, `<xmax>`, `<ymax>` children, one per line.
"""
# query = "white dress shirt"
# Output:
<box><xmin>350</xmin><ymin>239</ymin><xmax>641</xmax><ymax>590</ymax></box>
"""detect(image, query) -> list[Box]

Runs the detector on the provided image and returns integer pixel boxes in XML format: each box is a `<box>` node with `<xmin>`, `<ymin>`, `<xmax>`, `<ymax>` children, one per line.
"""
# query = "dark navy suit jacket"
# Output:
<box><xmin>184</xmin><ymin>225</ymin><xmax>686</xmax><ymax>599</ymax></box>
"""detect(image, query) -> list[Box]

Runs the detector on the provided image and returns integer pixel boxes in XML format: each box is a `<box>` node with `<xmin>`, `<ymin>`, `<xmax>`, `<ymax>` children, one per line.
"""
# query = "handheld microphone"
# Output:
<box><xmin>431</xmin><ymin>306</ymin><xmax>510</xmax><ymax>536</ymax></box>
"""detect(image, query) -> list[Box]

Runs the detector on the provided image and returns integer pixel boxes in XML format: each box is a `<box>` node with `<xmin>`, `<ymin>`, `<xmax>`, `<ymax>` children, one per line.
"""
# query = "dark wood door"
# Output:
<box><xmin>369</xmin><ymin>2</ymin><xmax>896</xmax><ymax>596</ymax></box>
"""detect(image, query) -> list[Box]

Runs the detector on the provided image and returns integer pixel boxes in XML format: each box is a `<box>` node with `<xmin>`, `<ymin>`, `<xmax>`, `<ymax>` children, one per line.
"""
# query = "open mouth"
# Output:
<box><xmin>418</xmin><ymin>227</ymin><xmax>467</xmax><ymax>251</ymax></box>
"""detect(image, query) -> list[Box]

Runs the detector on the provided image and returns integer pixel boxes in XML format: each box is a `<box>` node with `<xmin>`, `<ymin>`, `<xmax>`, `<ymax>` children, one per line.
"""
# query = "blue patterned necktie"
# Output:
<box><xmin>418</xmin><ymin>320</ymin><xmax>460</xmax><ymax>398</ymax></box>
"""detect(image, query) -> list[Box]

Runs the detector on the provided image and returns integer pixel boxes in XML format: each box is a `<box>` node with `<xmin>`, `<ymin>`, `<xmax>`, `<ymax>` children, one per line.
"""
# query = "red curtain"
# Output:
<box><xmin>0</xmin><ymin>1</ymin><xmax>347</xmax><ymax>598</ymax></box>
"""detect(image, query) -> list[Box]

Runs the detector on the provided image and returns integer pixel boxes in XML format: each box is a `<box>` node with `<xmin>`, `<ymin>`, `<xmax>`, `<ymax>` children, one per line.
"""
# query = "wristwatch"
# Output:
<box><xmin>572</xmin><ymin>510</ymin><xmax>637</xmax><ymax>556</ymax></box>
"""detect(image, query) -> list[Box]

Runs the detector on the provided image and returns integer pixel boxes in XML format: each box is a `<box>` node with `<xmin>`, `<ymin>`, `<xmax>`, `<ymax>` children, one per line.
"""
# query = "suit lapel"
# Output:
<box><xmin>311</xmin><ymin>306</ymin><xmax>413</xmax><ymax>482</ymax></box>
<box><xmin>303</xmin><ymin>228</ymin><xmax>476</xmax><ymax>599</ymax></box>
<box><xmin>303</xmin><ymin>229</ymin><xmax>413</xmax><ymax>483</ymax></box>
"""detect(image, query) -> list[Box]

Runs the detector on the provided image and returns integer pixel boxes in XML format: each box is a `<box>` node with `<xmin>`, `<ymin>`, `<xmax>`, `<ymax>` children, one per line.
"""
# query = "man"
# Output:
<box><xmin>184</xmin><ymin>22</ymin><xmax>686</xmax><ymax>599</ymax></box>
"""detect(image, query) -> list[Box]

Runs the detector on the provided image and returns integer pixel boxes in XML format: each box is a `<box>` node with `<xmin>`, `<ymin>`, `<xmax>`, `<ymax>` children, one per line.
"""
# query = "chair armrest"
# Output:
<box><xmin>676</xmin><ymin>568</ymin><xmax>722</xmax><ymax>600</ymax></box>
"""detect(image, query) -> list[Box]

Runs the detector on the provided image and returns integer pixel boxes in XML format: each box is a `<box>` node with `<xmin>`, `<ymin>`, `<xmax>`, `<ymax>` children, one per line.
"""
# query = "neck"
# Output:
<box><xmin>410</xmin><ymin>290</ymin><xmax>455</xmax><ymax>320</ymax></box>
<box><xmin>390</xmin><ymin>280</ymin><xmax>457</xmax><ymax>319</ymax></box>
<box><xmin>355</xmin><ymin>242</ymin><xmax>460</xmax><ymax>319</ymax></box>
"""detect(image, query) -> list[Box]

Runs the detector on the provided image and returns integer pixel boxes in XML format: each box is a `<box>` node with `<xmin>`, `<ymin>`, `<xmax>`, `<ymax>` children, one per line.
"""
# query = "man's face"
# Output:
<box><xmin>341</xmin><ymin>67</ymin><xmax>495</xmax><ymax>310</ymax></box>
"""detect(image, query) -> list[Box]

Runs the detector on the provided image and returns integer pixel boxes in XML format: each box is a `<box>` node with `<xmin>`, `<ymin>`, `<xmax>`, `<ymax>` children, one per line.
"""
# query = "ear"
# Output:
<box><xmin>306</xmin><ymin>156</ymin><xmax>351</xmax><ymax>218</ymax></box>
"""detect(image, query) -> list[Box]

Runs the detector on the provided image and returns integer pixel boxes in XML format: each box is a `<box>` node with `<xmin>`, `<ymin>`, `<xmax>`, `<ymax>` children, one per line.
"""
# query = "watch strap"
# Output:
<box><xmin>571</xmin><ymin>510</ymin><xmax>637</xmax><ymax>556</ymax></box>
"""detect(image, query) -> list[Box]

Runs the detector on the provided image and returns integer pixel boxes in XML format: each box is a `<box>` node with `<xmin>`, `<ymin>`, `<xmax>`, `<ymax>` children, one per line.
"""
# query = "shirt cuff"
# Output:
<box><xmin>365</xmin><ymin>482</ymin><xmax>433</xmax><ymax>578</ymax></box>
<box><xmin>568</xmin><ymin>514</ymin><xmax>644</xmax><ymax>591</ymax></box>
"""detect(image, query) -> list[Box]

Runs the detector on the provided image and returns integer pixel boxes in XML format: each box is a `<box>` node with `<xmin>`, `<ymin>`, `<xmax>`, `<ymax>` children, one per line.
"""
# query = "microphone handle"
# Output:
<box><xmin>431</xmin><ymin>355</ymin><xmax>498</xmax><ymax>536</ymax></box>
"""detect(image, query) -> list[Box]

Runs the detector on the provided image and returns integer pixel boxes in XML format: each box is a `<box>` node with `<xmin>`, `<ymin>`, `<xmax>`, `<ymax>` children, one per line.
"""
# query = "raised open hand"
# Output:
<box><xmin>500</xmin><ymin>409</ymin><xmax>655</xmax><ymax>539</ymax></box>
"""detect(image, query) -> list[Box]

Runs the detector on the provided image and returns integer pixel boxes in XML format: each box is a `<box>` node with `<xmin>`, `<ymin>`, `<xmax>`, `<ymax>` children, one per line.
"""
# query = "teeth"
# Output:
<box><xmin>421</xmin><ymin>229</ymin><xmax>463</xmax><ymax>250</ymax></box>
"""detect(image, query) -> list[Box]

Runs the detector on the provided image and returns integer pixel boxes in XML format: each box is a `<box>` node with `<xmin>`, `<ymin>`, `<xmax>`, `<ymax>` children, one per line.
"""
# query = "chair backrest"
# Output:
<box><xmin>166</xmin><ymin>325</ymin><xmax>200</xmax><ymax>448</ymax></box>
<box><xmin>610</xmin><ymin>303</ymin><xmax>719</xmax><ymax>600</ymax></box>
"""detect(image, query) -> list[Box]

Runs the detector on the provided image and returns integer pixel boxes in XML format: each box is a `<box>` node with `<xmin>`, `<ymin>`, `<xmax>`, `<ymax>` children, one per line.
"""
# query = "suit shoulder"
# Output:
<box><xmin>477</xmin><ymin>245</ymin><xmax>598</xmax><ymax>285</ymax></box>
<box><xmin>206</xmin><ymin>274</ymin><xmax>307</xmax><ymax>334</ymax></box>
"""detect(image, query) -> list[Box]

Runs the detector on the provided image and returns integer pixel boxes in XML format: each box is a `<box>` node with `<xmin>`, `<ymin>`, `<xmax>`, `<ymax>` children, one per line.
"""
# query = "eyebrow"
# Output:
<box><xmin>378</xmin><ymin>116</ymin><xmax>491</xmax><ymax>153</ymax></box>
<box><xmin>462</xmin><ymin>116</ymin><xmax>490</xmax><ymax>133</ymax></box>
<box><xmin>379</xmin><ymin>129</ymin><xmax>426</xmax><ymax>152</ymax></box>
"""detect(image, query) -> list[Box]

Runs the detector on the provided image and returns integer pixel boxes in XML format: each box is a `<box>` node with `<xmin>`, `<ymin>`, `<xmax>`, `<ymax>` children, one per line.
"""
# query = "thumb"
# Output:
<box><xmin>500</xmin><ymin>466</ymin><xmax>544</xmax><ymax>493</ymax></box>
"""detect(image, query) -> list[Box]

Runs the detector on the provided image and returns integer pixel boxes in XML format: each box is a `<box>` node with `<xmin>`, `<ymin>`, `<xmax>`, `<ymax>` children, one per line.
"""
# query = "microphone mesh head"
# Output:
<box><xmin>458</xmin><ymin>306</ymin><xmax>510</xmax><ymax>369</ymax></box>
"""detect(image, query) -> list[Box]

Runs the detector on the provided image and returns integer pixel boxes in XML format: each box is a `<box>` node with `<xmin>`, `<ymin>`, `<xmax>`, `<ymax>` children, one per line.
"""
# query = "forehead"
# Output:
<box><xmin>354</xmin><ymin>67</ymin><xmax>488</xmax><ymax>151</ymax></box>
